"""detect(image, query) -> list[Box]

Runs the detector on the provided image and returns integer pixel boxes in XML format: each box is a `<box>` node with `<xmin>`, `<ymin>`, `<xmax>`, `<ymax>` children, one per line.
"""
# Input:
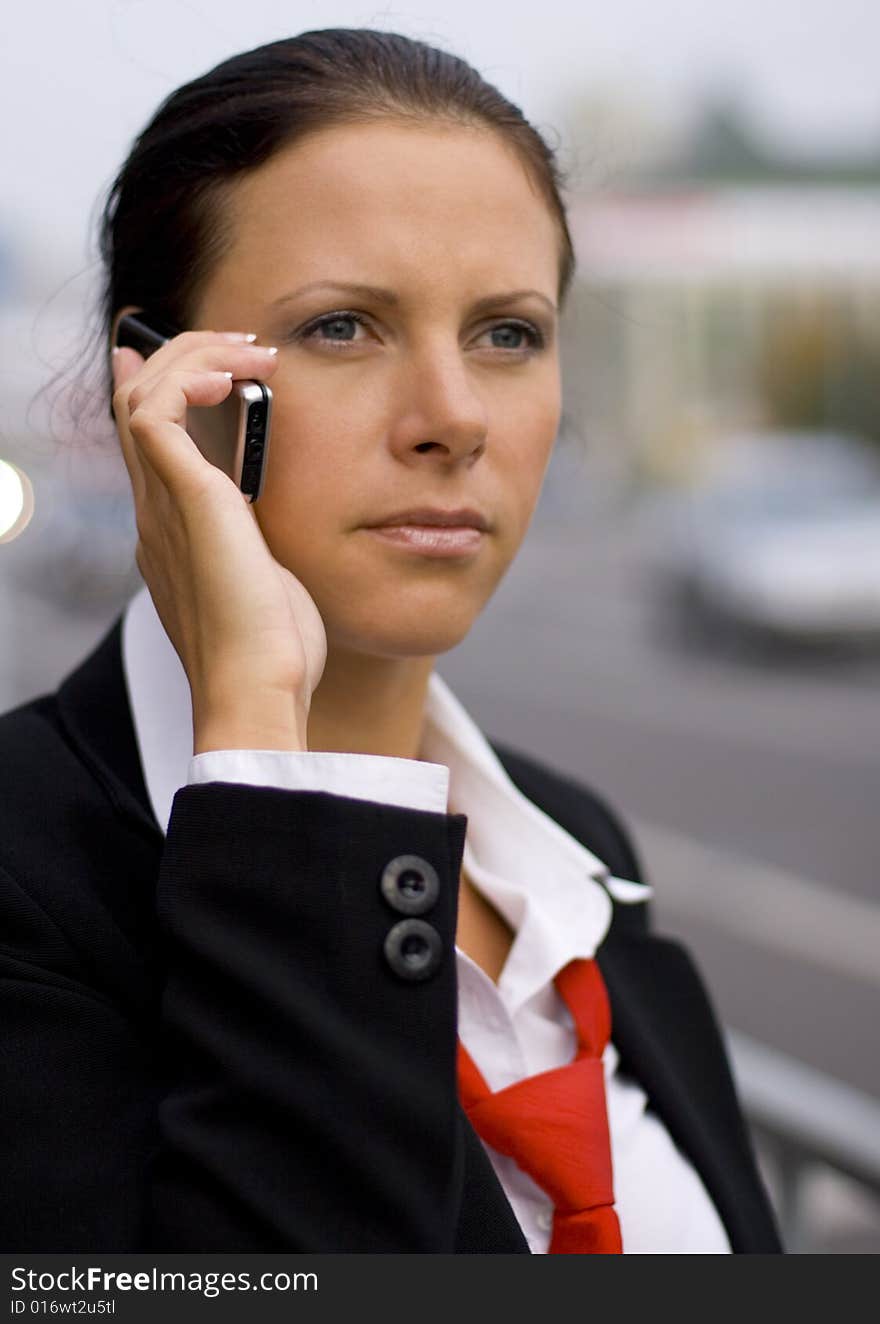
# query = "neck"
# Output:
<box><xmin>306</xmin><ymin>645</ymin><xmax>436</xmax><ymax>761</ymax></box>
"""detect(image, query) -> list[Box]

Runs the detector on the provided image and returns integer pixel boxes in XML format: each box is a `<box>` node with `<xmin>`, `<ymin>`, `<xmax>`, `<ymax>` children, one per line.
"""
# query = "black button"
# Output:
<box><xmin>379</xmin><ymin>854</ymin><xmax>440</xmax><ymax>916</ymax></box>
<box><xmin>384</xmin><ymin>919</ymin><xmax>443</xmax><ymax>982</ymax></box>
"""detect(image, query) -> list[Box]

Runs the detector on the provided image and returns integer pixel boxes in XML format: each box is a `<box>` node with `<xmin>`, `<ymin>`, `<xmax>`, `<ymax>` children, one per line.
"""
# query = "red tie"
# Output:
<box><xmin>457</xmin><ymin>958</ymin><xmax>623</xmax><ymax>1254</ymax></box>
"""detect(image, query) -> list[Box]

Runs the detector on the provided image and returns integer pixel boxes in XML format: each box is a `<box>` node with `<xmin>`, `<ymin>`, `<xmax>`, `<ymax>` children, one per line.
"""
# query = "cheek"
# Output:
<box><xmin>259</xmin><ymin>393</ymin><xmax>359</xmax><ymax>525</ymax></box>
<box><xmin>504</xmin><ymin>395</ymin><xmax>561</xmax><ymax>508</ymax></box>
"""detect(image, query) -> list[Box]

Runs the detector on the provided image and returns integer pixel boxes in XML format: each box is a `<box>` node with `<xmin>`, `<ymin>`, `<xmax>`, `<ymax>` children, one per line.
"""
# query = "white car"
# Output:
<box><xmin>643</xmin><ymin>432</ymin><xmax>880</xmax><ymax>647</ymax></box>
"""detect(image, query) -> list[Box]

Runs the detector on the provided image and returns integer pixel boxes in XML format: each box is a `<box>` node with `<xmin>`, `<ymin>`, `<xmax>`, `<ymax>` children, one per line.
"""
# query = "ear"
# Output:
<box><xmin>109</xmin><ymin>304</ymin><xmax>144</xmax><ymax>351</ymax></box>
<box><xmin>107</xmin><ymin>306</ymin><xmax>144</xmax><ymax>420</ymax></box>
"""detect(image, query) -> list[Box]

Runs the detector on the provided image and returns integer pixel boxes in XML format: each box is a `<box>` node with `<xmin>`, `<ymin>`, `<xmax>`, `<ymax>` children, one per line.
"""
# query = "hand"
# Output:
<box><xmin>111</xmin><ymin>329</ymin><xmax>327</xmax><ymax>752</ymax></box>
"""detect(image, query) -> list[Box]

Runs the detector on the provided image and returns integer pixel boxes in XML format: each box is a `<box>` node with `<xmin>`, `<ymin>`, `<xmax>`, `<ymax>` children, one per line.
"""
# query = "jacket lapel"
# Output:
<box><xmin>57</xmin><ymin>615</ymin><xmax>158</xmax><ymax>841</ymax></box>
<box><xmin>594</xmin><ymin>933</ymin><xmax>781</xmax><ymax>1252</ymax></box>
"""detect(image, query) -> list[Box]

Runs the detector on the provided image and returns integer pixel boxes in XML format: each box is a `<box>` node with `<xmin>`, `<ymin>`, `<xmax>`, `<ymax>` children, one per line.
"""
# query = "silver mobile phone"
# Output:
<box><xmin>113</xmin><ymin>311</ymin><xmax>272</xmax><ymax>502</ymax></box>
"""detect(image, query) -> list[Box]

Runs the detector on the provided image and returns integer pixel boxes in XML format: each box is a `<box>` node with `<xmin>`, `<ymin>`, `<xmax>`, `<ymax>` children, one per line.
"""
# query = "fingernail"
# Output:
<box><xmin>266</xmin><ymin>346</ymin><xmax>278</xmax><ymax>356</ymax></box>
<box><xmin>220</xmin><ymin>332</ymin><xmax>258</xmax><ymax>342</ymax></box>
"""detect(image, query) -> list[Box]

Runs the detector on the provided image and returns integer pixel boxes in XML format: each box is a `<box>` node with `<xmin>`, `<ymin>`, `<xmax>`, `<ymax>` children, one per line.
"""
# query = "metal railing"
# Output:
<box><xmin>727</xmin><ymin>1029</ymin><xmax>880</xmax><ymax>1252</ymax></box>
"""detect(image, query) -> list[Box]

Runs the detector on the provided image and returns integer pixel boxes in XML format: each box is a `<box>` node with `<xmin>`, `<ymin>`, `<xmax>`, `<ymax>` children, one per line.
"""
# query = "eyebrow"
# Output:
<box><xmin>270</xmin><ymin>281</ymin><xmax>557</xmax><ymax>315</ymax></box>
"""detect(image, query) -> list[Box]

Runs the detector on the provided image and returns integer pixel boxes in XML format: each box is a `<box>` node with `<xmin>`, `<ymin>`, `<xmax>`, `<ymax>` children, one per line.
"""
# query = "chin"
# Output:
<box><xmin>314</xmin><ymin>564</ymin><xmax>502</xmax><ymax>655</ymax></box>
<box><xmin>329</xmin><ymin>606</ymin><xmax>480</xmax><ymax>660</ymax></box>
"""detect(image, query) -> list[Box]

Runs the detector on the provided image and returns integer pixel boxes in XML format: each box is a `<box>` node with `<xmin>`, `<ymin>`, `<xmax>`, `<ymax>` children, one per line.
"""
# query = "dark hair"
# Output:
<box><xmin>35</xmin><ymin>29</ymin><xmax>576</xmax><ymax>444</ymax></box>
<box><xmin>99</xmin><ymin>29</ymin><xmax>575</xmax><ymax>365</ymax></box>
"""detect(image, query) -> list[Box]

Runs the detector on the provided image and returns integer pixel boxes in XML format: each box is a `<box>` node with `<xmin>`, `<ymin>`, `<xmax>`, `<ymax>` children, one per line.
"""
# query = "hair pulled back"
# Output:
<box><xmin>98</xmin><ymin>29</ymin><xmax>575</xmax><ymax>369</ymax></box>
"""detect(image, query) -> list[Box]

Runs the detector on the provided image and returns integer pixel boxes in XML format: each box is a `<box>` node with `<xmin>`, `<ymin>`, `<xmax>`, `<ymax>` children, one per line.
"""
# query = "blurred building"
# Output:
<box><xmin>560</xmin><ymin>100</ymin><xmax>880</xmax><ymax>484</ymax></box>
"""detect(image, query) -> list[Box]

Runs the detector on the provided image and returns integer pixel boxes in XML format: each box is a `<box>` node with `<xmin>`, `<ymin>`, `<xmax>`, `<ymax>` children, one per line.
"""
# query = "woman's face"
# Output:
<box><xmin>190</xmin><ymin>120</ymin><xmax>562</xmax><ymax>659</ymax></box>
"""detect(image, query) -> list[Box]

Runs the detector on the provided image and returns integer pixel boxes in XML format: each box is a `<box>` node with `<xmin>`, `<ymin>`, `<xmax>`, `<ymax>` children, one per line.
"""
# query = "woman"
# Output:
<box><xmin>0</xmin><ymin>28</ymin><xmax>781</xmax><ymax>1253</ymax></box>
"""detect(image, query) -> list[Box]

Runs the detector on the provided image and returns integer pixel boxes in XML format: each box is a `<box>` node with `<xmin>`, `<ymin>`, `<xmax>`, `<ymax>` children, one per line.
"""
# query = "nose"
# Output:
<box><xmin>387</xmin><ymin>342</ymin><xmax>488</xmax><ymax>468</ymax></box>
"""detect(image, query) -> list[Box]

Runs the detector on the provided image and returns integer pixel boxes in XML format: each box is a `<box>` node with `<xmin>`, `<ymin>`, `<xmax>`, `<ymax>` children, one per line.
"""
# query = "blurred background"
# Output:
<box><xmin>2</xmin><ymin>0</ymin><xmax>879</xmax><ymax>1253</ymax></box>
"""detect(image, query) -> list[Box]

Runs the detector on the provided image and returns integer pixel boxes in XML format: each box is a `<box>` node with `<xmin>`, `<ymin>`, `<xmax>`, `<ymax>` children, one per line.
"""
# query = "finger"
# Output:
<box><xmin>111</xmin><ymin>339</ymin><xmax>278</xmax><ymax>510</ymax></box>
<box><xmin>111</xmin><ymin>344</ymin><xmax>146</xmax><ymax>386</ymax></box>
<box><xmin>154</xmin><ymin>339</ymin><xmax>280</xmax><ymax>379</ymax></box>
<box><xmin>126</xmin><ymin>367</ymin><xmax>240</xmax><ymax>494</ymax></box>
<box><xmin>114</xmin><ymin>342</ymin><xmax>278</xmax><ymax>413</ymax></box>
<box><xmin>125</xmin><ymin>362</ymin><xmax>236</xmax><ymax>423</ymax></box>
<box><xmin>120</xmin><ymin>329</ymin><xmax>277</xmax><ymax>377</ymax></box>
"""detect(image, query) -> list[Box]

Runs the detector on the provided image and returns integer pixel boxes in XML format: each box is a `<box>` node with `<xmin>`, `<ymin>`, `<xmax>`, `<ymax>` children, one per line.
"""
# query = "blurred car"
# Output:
<box><xmin>641</xmin><ymin>431</ymin><xmax>880</xmax><ymax>647</ymax></box>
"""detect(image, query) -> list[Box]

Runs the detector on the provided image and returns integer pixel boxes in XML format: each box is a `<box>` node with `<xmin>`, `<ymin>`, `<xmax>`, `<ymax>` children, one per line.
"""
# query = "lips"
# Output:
<box><xmin>367</xmin><ymin>507</ymin><xmax>490</xmax><ymax>531</ymax></box>
<box><xmin>366</xmin><ymin>524</ymin><xmax>485</xmax><ymax>557</ymax></box>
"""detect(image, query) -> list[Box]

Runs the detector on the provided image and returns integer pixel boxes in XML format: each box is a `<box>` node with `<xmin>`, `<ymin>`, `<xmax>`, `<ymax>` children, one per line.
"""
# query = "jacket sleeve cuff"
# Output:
<box><xmin>187</xmin><ymin>749</ymin><xmax>449</xmax><ymax>813</ymax></box>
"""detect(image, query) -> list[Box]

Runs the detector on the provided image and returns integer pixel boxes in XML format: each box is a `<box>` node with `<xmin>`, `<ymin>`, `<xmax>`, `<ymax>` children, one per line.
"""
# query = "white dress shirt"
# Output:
<box><xmin>122</xmin><ymin>584</ymin><xmax>730</xmax><ymax>1253</ymax></box>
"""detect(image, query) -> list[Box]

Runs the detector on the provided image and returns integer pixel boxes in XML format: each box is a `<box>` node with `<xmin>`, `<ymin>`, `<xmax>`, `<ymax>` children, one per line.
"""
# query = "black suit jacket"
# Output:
<box><xmin>0</xmin><ymin>616</ymin><xmax>781</xmax><ymax>1253</ymax></box>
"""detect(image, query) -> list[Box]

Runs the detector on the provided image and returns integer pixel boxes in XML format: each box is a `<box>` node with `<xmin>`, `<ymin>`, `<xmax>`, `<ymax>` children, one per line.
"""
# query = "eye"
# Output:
<box><xmin>477</xmin><ymin>320</ymin><xmax>545</xmax><ymax>354</ymax></box>
<box><xmin>295</xmin><ymin>311</ymin><xmax>371</xmax><ymax>349</ymax></box>
<box><xmin>291</xmin><ymin>311</ymin><xmax>546</xmax><ymax>355</ymax></box>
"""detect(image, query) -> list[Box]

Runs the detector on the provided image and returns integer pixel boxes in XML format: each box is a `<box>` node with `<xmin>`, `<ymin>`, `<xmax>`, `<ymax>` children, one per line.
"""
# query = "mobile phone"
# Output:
<box><xmin>112</xmin><ymin>311</ymin><xmax>273</xmax><ymax>503</ymax></box>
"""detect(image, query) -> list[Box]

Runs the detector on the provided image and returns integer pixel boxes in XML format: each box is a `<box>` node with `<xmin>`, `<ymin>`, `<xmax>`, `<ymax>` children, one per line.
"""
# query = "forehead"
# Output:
<box><xmin>214</xmin><ymin>121</ymin><xmax>560</xmax><ymax>303</ymax></box>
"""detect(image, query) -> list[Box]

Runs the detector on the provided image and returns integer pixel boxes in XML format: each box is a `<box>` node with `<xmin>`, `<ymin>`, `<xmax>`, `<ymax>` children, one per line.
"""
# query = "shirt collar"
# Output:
<box><xmin>123</xmin><ymin>584</ymin><xmax>642</xmax><ymax>1013</ymax></box>
<box><xmin>420</xmin><ymin>673</ymin><xmax>617</xmax><ymax>1009</ymax></box>
<box><xmin>122</xmin><ymin>585</ymin><xmax>195</xmax><ymax>837</ymax></box>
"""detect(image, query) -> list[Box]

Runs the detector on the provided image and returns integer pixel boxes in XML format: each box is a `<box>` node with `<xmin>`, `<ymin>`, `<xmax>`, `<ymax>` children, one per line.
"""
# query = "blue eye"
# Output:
<box><xmin>294</xmin><ymin>310</ymin><xmax>545</xmax><ymax>354</ymax></box>
<box><xmin>486</xmin><ymin>322</ymin><xmax>544</xmax><ymax>351</ymax></box>
<box><xmin>301</xmin><ymin>312</ymin><xmax>367</xmax><ymax>344</ymax></box>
